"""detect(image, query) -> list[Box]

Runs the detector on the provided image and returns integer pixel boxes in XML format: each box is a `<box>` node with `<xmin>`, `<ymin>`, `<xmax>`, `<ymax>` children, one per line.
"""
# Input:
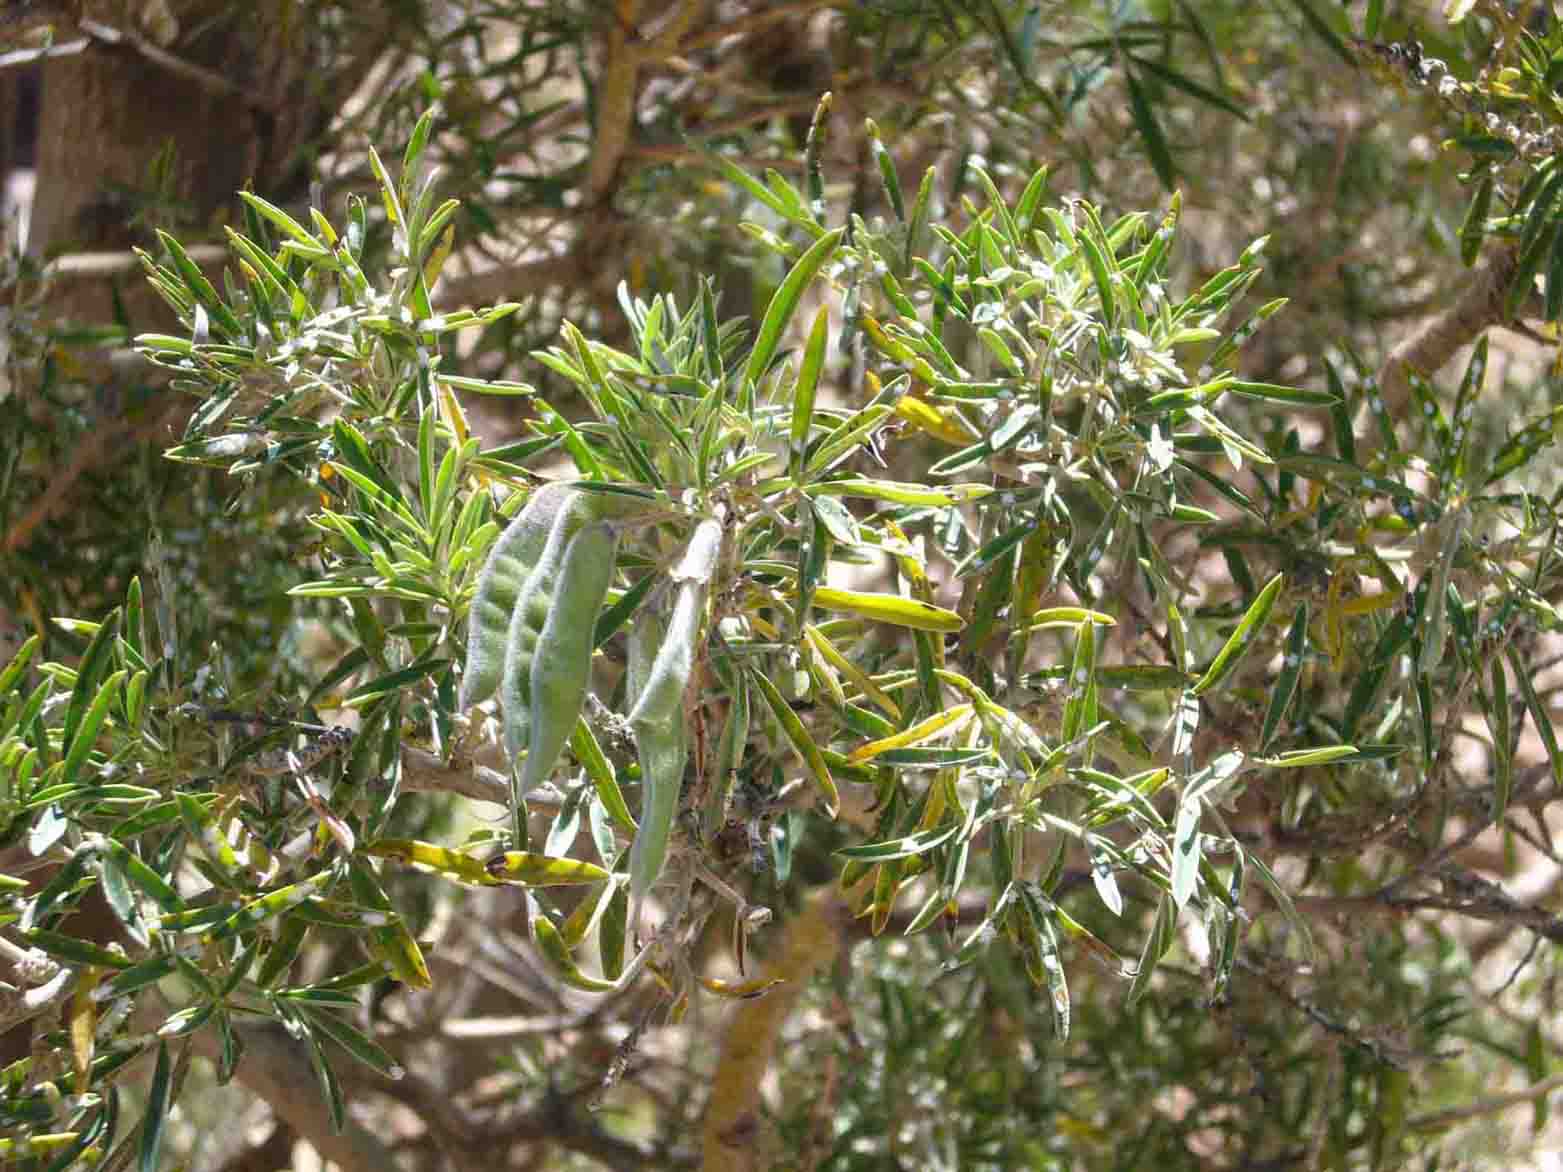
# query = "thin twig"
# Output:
<box><xmin>0</xmin><ymin>37</ymin><xmax>88</xmax><ymax>69</ymax></box>
<box><xmin>0</xmin><ymin>963</ymin><xmax>75</xmax><ymax>1033</ymax></box>
<box><xmin>76</xmin><ymin>18</ymin><xmax>278</xmax><ymax>113</ymax></box>
<box><xmin>1487</xmin><ymin>932</ymin><xmax>1544</xmax><ymax>999</ymax></box>
<box><xmin>1406</xmin><ymin>1071</ymin><xmax>1563</xmax><ymax>1132</ymax></box>
<box><xmin>399</xmin><ymin>743</ymin><xmax>510</xmax><ymax>803</ymax></box>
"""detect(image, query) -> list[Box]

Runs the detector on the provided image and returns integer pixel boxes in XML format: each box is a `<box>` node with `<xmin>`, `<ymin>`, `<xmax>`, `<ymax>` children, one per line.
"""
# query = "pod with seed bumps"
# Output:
<box><xmin>499</xmin><ymin>492</ymin><xmax>597</xmax><ymax>772</ymax></box>
<box><xmin>518</xmin><ymin>520</ymin><xmax>620</xmax><ymax>803</ymax></box>
<box><xmin>498</xmin><ymin>488</ymin><xmax>659</xmax><ymax>760</ymax></box>
<box><xmin>466</xmin><ymin>483</ymin><xmax>658</xmax><ymax>715</ymax></box>
<box><xmin>461</xmin><ymin>482</ymin><xmax>573</xmax><ymax>710</ymax></box>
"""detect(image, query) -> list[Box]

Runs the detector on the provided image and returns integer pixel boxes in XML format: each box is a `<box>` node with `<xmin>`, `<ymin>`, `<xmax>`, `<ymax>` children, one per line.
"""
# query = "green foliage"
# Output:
<box><xmin>2</xmin><ymin>100</ymin><xmax>1348</xmax><ymax>1159</ymax></box>
<box><xmin>11</xmin><ymin>3</ymin><xmax>1563</xmax><ymax>1167</ymax></box>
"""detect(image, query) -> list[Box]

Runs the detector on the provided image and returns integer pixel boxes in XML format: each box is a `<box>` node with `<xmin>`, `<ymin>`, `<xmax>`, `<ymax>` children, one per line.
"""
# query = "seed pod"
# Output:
<box><xmin>519</xmin><ymin>521</ymin><xmax>620</xmax><ymax>801</ymax></box>
<box><xmin>461</xmin><ymin>482</ymin><xmax>573</xmax><ymax>710</ymax></box>
<box><xmin>467</xmin><ymin>483</ymin><xmax>658</xmax><ymax>715</ymax></box>
<box><xmin>625</xmin><ymin>592</ymin><xmax>668</xmax><ymax>716</ymax></box>
<box><xmin>628</xmin><ymin>519</ymin><xmax>722</xmax><ymax>914</ymax></box>
<box><xmin>626</xmin><ymin>518</ymin><xmax>722</xmax><ymax>730</ymax></box>
<box><xmin>628</xmin><ymin>715</ymin><xmax>686</xmax><ymax>924</ymax></box>
<box><xmin>499</xmin><ymin>492</ymin><xmax>597</xmax><ymax>766</ymax></box>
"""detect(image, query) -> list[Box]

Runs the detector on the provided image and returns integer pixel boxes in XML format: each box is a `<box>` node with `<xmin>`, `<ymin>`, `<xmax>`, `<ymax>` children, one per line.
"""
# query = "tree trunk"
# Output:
<box><xmin>27</xmin><ymin>1</ymin><xmax>365</xmax><ymax>322</ymax></box>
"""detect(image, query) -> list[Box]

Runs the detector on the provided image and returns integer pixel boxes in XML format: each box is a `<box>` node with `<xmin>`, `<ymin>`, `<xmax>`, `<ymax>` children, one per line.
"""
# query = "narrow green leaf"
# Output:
<box><xmin>300</xmin><ymin>1006</ymin><xmax>405</xmax><ymax>1081</ymax></box>
<box><xmin>530</xmin><ymin>896</ymin><xmax>618</xmax><ymax>992</ymax></box>
<box><xmin>957</xmin><ymin>520</ymin><xmax>1033</xmax><ymax>579</ymax></box>
<box><xmin>401</xmin><ymin>110</ymin><xmax>435</xmax><ymax>202</ymax></box>
<box><xmin>1286</xmin><ymin>0</ymin><xmax>1353</xmax><ymax>63</ymax></box>
<box><xmin>1124</xmin><ymin>68</ymin><xmax>1176</xmax><ymax>190</ymax></box>
<box><xmin>1192</xmin><ymin>572</ymin><xmax>1284</xmax><ymax>695</ymax></box>
<box><xmin>1254</xmin><ymin>745</ymin><xmax>1360</xmax><ymax>768</ymax></box>
<box><xmin>62</xmin><ymin>609</ymin><xmax>120</xmax><ymax>755</ymax></box>
<box><xmin>811</xmin><ymin>587</ymin><xmax>963</xmax><ymax>633</ymax></box>
<box><xmin>1061</xmin><ymin>621</ymin><xmax>1099</xmax><ymax>743</ymax></box>
<box><xmin>1079</xmin><ymin>231</ymin><xmax>1116</xmax><ymax>328</ymax></box>
<box><xmin>1260</xmin><ymin>603</ymin><xmax>1308</xmax><ymax>749</ymax></box>
<box><xmin>808</xmin><ymin>478</ymin><xmax>991</xmax><ymax>507</ymax></box>
<box><xmin>0</xmin><ymin>632</ymin><xmax>39</xmax><ymax>699</ymax></box>
<box><xmin>1460</xmin><ymin>174</ymin><xmax>1494</xmax><ymax>268</ymax></box>
<box><xmin>61</xmin><ymin>669</ymin><xmax>125</xmax><ymax>787</ymax></box>
<box><xmin>1018</xmin><ymin>885</ymin><xmax>1070</xmax><ymax>1039</ymax></box>
<box><xmin>303</xmin><ymin>1028</ymin><xmax>347</xmax><ymax>1133</ymax></box>
<box><xmin>154</xmin><ymin>230</ymin><xmax>241</xmax><ymax>336</ymax></box>
<box><xmin>1509</xmin><ymin>648</ymin><xmax>1563</xmax><ymax>787</ymax></box>
<box><xmin>906</xmin><ymin>166</ymin><xmax>936</xmax><ymax>271</ymax></box>
<box><xmin>343</xmin><ymin>658</ymin><xmax>448</xmax><ymax>708</ymax></box>
<box><xmin>1171</xmin><ymin>789</ymin><xmax>1202</xmax><ymax>909</ymax></box>
<box><xmin>743</xmin><ymin>228</ymin><xmax>845</xmax><ymax>396</ymax></box>
<box><xmin>102</xmin><ymin>840</ymin><xmax>181</xmax><ymax>913</ymax></box>
<box><xmin>19</xmin><ymin>927</ymin><xmax>133</xmax><ymax>969</ymax></box>
<box><xmin>138</xmin><ymin>1042</ymin><xmax>171</xmax><ymax>1172</ymax></box>
<box><xmin>836</xmin><ymin>824</ymin><xmax>960</xmax><ymax>861</ymax></box>
<box><xmin>1547</xmin><ymin>219</ymin><xmax>1563</xmax><ymax>322</ymax></box>
<box><xmin>594</xmin><ymin>572</ymin><xmax>656</xmax><ymax>650</ymax></box>
<box><xmin>570</xmin><ymin>717</ymin><xmax>636</xmax><ymax>832</ymax></box>
<box><xmin>1225</xmin><ymin>381</ymin><xmax>1337</xmax><ymax>406</ymax></box>
<box><xmin>791</xmin><ymin>306</ymin><xmax>829</xmax><ymax>483</ymax></box>
<box><xmin>1247</xmin><ymin>849</ymin><xmax>1315</xmax><ymax>961</ymax></box>
<box><xmin>1127</xmin><ymin>54</ymin><xmax>1250</xmax><ymax>121</ymax></box>
<box><xmin>867</xmin><ymin>119</ymin><xmax>905</xmax><ymax>220</ymax></box>
<box><xmin>1126</xmin><ymin>893</ymin><xmax>1176</xmax><ymax>1005</ymax></box>
<box><xmin>750</xmin><ymin>667</ymin><xmax>838</xmax><ymax>816</ymax></box>
<box><xmin>238</xmin><ymin>192</ymin><xmax>316</xmax><ymax>246</ymax></box>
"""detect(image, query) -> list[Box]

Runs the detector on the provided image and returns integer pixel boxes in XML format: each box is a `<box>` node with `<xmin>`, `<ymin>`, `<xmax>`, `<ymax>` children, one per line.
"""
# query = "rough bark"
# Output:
<box><xmin>1375</xmin><ymin>242</ymin><xmax>1522</xmax><ymax>418</ymax></box>
<box><xmin>27</xmin><ymin>2</ymin><xmax>370</xmax><ymax>320</ymax></box>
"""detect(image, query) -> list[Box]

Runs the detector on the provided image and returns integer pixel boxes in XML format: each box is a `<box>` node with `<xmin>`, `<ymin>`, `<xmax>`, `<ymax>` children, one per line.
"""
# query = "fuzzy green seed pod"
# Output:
<box><xmin>627</xmin><ymin>518</ymin><xmax>722</xmax><ymax>915</ymax></box>
<box><xmin>518</xmin><ymin>521</ymin><xmax>620</xmax><ymax>802</ymax></box>
<box><xmin>627</xmin><ymin>711</ymin><xmax>686</xmax><ymax>923</ymax></box>
<box><xmin>465</xmin><ymin>483</ymin><xmax>659</xmax><ymax>713</ymax></box>
<box><xmin>461</xmin><ymin>482</ymin><xmax>573</xmax><ymax>710</ymax></box>
<box><xmin>499</xmin><ymin>494</ymin><xmax>593</xmax><ymax>768</ymax></box>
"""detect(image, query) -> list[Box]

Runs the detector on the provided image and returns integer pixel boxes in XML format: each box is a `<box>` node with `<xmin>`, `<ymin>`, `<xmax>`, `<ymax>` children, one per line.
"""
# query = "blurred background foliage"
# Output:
<box><xmin>6</xmin><ymin>1</ymin><xmax>1563</xmax><ymax>1170</ymax></box>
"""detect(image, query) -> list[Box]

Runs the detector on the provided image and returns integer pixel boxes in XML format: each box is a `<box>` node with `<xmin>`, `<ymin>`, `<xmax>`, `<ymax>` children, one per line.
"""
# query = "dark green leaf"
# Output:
<box><xmin>138</xmin><ymin>1042</ymin><xmax>171</xmax><ymax>1172</ymax></box>
<box><xmin>1460</xmin><ymin>174</ymin><xmax>1494</xmax><ymax>268</ymax></box>
<box><xmin>1260</xmin><ymin>603</ymin><xmax>1308</xmax><ymax>750</ymax></box>
<box><xmin>1124</xmin><ymin>68</ymin><xmax>1176</xmax><ymax>191</ymax></box>
<box><xmin>1127</xmin><ymin>54</ymin><xmax>1249</xmax><ymax>121</ymax></box>
<box><xmin>1126</xmin><ymin>893</ymin><xmax>1176</xmax><ymax>1005</ymax></box>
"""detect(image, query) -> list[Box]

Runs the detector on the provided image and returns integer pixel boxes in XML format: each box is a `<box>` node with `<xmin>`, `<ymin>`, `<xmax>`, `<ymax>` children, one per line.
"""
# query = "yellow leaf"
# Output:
<box><xmin>699</xmin><ymin>974</ymin><xmax>787</xmax><ymax>1000</ymax></box>
<box><xmin>848</xmin><ymin>704</ymin><xmax>973</xmax><ymax>763</ymax></box>
<box><xmin>804</xmin><ymin>624</ymin><xmax>901</xmax><ymax>719</ymax></box>
<box><xmin>894</xmin><ymin>393</ymin><xmax>979</xmax><ymax>446</ymax></box>
<box><xmin>421</xmin><ymin>223</ymin><xmax>455</xmax><ymax>290</ymax></box>
<box><xmin>70</xmin><ymin>968</ymin><xmax>101</xmax><ymax>1093</ymax></box>
<box><xmin>1029</xmin><ymin>607</ymin><xmax>1116</xmax><ymax>628</ymax></box>
<box><xmin>812</xmin><ymin>587</ymin><xmax>964</xmax><ymax>633</ymax></box>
